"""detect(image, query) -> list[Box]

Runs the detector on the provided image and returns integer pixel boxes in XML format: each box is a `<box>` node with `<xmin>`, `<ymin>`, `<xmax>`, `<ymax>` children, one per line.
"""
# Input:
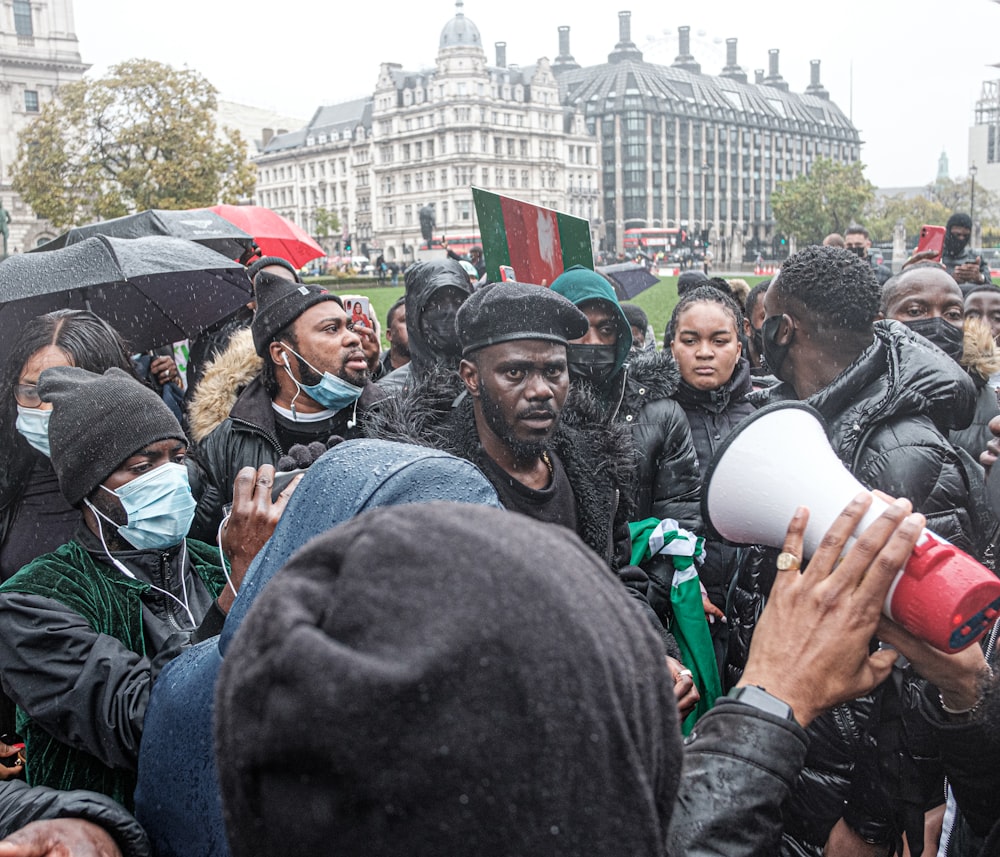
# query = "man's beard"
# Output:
<box><xmin>296</xmin><ymin>353</ymin><xmax>368</xmax><ymax>388</ymax></box>
<box><xmin>478</xmin><ymin>382</ymin><xmax>557</xmax><ymax>463</ymax></box>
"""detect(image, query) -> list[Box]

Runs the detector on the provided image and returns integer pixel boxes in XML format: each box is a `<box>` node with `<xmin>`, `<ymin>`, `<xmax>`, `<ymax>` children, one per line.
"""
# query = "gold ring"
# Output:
<box><xmin>776</xmin><ymin>551</ymin><xmax>801</xmax><ymax>572</ymax></box>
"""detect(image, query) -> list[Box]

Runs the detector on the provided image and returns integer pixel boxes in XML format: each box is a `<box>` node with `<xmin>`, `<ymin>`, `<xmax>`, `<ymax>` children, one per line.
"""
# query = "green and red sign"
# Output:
<box><xmin>473</xmin><ymin>188</ymin><xmax>593</xmax><ymax>286</ymax></box>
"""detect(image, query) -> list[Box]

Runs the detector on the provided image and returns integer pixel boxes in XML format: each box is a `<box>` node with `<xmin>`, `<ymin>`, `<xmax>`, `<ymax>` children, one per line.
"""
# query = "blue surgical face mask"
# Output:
<box><xmin>89</xmin><ymin>462</ymin><xmax>196</xmax><ymax>551</ymax></box>
<box><xmin>280</xmin><ymin>343</ymin><xmax>363</xmax><ymax>415</ymax></box>
<box><xmin>15</xmin><ymin>405</ymin><xmax>51</xmax><ymax>457</ymax></box>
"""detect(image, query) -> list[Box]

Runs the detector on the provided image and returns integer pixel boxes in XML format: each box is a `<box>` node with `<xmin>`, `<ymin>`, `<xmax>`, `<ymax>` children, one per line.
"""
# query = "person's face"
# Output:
<box><xmin>16</xmin><ymin>345</ymin><xmax>72</xmax><ymax>411</ymax></box>
<box><xmin>460</xmin><ymin>340</ymin><xmax>569</xmax><ymax>459</ymax></box>
<box><xmin>670</xmin><ymin>302</ymin><xmax>742</xmax><ymax>391</ymax></box>
<box><xmin>419</xmin><ymin>286</ymin><xmax>467</xmax><ymax>356</ymax></box>
<box><xmin>950</xmin><ymin>226</ymin><xmax>972</xmax><ymax>246</ymax></box>
<box><xmin>630</xmin><ymin>325</ymin><xmax>646</xmax><ymax>350</ymax></box>
<box><xmin>572</xmin><ymin>299</ymin><xmax>619</xmax><ymax>346</ymax></box>
<box><xmin>844</xmin><ymin>233</ymin><xmax>869</xmax><ymax>258</ymax></box>
<box><xmin>387</xmin><ymin>306</ymin><xmax>410</xmax><ymax>355</ymax></box>
<box><xmin>88</xmin><ymin>438</ymin><xmax>187</xmax><ymax>526</ymax></box>
<box><xmin>965</xmin><ymin>291</ymin><xmax>1000</xmax><ymax>344</ymax></box>
<box><xmin>884</xmin><ymin>270</ymin><xmax>964</xmax><ymax>329</ymax></box>
<box><xmin>285</xmin><ymin>302</ymin><xmax>368</xmax><ymax>387</ymax></box>
<box><xmin>470</xmin><ymin>249</ymin><xmax>482</xmax><ymax>264</ymax></box>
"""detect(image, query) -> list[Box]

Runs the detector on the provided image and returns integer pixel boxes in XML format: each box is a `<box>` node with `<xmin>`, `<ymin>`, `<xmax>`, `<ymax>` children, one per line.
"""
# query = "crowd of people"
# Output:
<box><xmin>0</xmin><ymin>216</ymin><xmax>997</xmax><ymax>857</ymax></box>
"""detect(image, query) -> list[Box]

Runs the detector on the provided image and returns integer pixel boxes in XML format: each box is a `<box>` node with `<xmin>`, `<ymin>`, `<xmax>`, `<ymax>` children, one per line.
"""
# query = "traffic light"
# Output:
<box><xmin>344</xmin><ymin>234</ymin><xmax>352</xmax><ymax>254</ymax></box>
<box><xmin>780</xmin><ymin>236</ymin><xmax>787</xmax><ymax>246</ymax></box>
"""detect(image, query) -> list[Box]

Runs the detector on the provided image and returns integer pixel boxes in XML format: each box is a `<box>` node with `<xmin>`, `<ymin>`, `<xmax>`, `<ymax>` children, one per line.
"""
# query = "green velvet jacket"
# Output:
<box><xmin>0</xmin><ymin>538</ymin><xmax>225</xmax><ymax>809</ymax></box>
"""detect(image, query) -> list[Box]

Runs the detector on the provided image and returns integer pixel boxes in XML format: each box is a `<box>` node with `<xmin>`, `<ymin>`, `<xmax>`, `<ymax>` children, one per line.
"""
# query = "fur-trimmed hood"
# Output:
<box><xmin>365</xmin><ymin>367</ymin><xmax>636</xmax><ymax>563</ymax></box>
<box><xmin>624</xmin><ymin>349</ymin><xmax>682</xmax><ymax>402</ymax></box>
<box><xmin>187</xmin><ymin>328</ymin><xmax>262</xmax><ymax>443</ymax></box>
<box><xmin>962</xmin><ymin>317</ymin><xmax>1000</xmax><ymax>384</ymax></box>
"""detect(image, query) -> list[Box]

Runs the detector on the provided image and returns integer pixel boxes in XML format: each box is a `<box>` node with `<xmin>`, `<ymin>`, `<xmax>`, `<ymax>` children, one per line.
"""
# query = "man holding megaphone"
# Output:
<box><xmin>724</xmin><ymin>245</ymin><xmax>985</xmax><ymax>857</ymax></box>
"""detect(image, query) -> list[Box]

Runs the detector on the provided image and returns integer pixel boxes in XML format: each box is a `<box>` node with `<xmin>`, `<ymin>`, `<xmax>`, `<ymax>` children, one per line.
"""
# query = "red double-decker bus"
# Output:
<box><xmin>623</xmin><ymin>228</ymin><xmax>683</xmax><ymax>254</ymax></box>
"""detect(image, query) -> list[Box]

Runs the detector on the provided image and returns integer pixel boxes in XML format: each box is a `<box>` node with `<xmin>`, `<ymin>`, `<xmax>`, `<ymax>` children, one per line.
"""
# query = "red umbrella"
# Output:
<box><xmin>206</xmin><ymin>205</ymin><xmax>324</xmax><ymax>269</ymax></box>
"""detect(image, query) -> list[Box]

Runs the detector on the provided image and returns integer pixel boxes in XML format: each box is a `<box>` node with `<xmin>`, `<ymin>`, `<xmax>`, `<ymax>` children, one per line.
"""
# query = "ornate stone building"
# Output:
<box><xmin>255</xmin><ymin>4</ymin><xmax>857</xmax><ymax>265</ymax></box>
<box><xmin>254</xmin><ymin>1</ymin><xmax>599</xmax><ymax>263</ymax></box>
<box><xmin>0</xmin><ymin>0</ymin><xmax>87</xmax><ymax>252</ymax></box>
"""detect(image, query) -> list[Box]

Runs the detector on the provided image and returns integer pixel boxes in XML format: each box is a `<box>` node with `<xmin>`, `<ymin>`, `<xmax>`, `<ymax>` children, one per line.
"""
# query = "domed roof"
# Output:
<box><xmin>439</xmin><ymin>0</ymin><xmax>482</xmax><ymax>50</ymax></box>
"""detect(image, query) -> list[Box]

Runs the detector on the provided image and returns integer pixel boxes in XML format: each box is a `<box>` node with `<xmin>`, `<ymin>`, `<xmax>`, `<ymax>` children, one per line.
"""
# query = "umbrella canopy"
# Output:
<box><xmin>596</xmin><ymin>262</ymin><xmax>660</xmax><ymax>301</ymax></box>
<box><xmin>208</xmin><ymin>205</ymin><xmax>324</xmax><ymax>269</ymax></box>
<box><xmin>0</xmin><ymin>235</ymin><xmax>252</xmax><ymax>351</ymax></box>
<box><xmin>30</xmin><ymin>209</ymin><xmax>255</xmax><ymax>260</ymax></box>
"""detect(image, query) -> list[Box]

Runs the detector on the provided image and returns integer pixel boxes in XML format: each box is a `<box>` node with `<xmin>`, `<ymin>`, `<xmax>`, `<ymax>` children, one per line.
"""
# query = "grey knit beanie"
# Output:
<box><xmin>38</xmin><ymin>366</ymin><xmax>186</xmax><ymax>506</ymax></box>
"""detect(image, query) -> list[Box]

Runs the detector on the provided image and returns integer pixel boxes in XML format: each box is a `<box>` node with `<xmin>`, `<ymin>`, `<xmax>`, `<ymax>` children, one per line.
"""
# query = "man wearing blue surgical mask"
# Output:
<box><xmin>188</xmin><ymin>272</ymin><xmax>386</xmax><ymax>541</ymax></box>
<box><xmin>0</xmin><ymin>366</ymin><xmax>288</xmax><ymax>808</ymax></box>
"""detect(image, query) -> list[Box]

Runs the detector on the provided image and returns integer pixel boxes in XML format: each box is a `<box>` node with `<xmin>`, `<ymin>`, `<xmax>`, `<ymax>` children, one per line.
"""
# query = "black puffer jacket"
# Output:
<box><xmin>672</xmin><ymin>358</ymin><xmax>755</xmax><ymax>613</ymax></box>
<box><xmin>618</xmin><ymin>350</ymin><xmax>702</xmax><ymax>532</ymax></box>
<box><xmin>0</xmin><ymin>778</ymin><xmax>150</xmax><ymax>856</ymax></box>
<box><xmin>188</xmin><ymin>376</ymin><xmax>385</xmax><ymax>541</ymax></box>
<box><xmin>726</xmin><ymin>320</ymin><xmax>979</xmax><ymax>855</ymax></box>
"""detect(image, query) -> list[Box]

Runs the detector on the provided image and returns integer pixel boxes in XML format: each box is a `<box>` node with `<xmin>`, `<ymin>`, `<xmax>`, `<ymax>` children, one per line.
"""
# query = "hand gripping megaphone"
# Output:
<box><xmin>703</xmin><ymin>401</ymin><xmax>1000</xmax><ymax>652</ymax></box>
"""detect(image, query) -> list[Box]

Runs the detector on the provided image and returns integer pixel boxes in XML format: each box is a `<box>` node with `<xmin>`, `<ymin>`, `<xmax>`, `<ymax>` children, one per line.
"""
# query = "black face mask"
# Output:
<box><xmin>750</xmin><ymin>327</ymin><xmax>764</xmax><ymax>362</ymax></box>
<box><xmin>566</xmin><ymin>344</ymin><xmax>618</xmax><ymax>386</ymax></box>
<box><xmin>903</xmin><ymin>317</ymin><xmax>965</xmax><ymax>363</ymax></box>
<box><xmin>846</xmin><ymin>245</ymin><xmax>867</xmax><ymax>259</ymax></box>
<box><xmin>944</xmin><ymin>230</ymin><xmax>970</xmax><ymax>258</ymax></box>
<box><xmin>420</xmin><ymin>308</ymin><xmax>463</xmax><ymax>360</ymax></box>
<box><xmin>760</xmin><ymin>314</ymin><xmax>791</xmax><ymax>378</ymax></box>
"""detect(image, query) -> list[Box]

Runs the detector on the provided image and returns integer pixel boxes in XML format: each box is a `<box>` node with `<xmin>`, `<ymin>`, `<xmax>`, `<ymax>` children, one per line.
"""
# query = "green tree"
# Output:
<box><xmin>772</xmin><ymin>158</ymin><xmax>875</xmax><ymax>245</ymax></box>
<box><xmin>12</xmin><ymin>59</ymin><xmax>256</xmax><ymax>229</ymax></box>
<box><xmin>313</xmin><ymin>208</ymin><xmax>341</xmax><ymax>239</ymax></box>
<box><xmin>862</xmin><ymin>194</ymin><xmax>952</xmax><ymax>244</ymax></box>
<box><xmin>927</xmin><ymin>177</ymin><xmax>1000</xmax><ymax>230</ymax></box>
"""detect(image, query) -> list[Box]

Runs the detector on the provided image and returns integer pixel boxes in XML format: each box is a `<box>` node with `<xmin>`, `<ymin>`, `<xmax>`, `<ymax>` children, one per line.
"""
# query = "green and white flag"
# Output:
<box><xmin>629</xmin><ymin>517</ymin><xmax>721</xmax><ymax>733</ymax></box>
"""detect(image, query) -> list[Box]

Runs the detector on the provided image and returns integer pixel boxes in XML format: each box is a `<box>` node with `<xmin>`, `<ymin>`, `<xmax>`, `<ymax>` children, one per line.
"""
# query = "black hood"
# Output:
<box><xmin>403</xmin><ymin>259</ymin><xmax>474</xmax><ymax>381</ymax></box>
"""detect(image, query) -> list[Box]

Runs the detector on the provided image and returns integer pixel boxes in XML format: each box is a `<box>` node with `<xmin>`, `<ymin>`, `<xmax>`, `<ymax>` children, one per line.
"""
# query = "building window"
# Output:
<box><xmin>14</xmin><ymin>0</ymin><xmax>32</xmax><ymax>36</ymax></box>
<box><xmin>24</xmin><ymin>90</ymin><xmax>38</xmax><ymax>112</ymax></box>
<box><xmin>458</xmin><ymin>200</ymin><xmax>472</xmax><ymax>222</ymax></box>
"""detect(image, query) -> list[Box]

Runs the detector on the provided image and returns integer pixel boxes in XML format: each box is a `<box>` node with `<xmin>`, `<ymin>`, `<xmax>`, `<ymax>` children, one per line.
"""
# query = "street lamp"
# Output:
<box><xmin>970</xmin><ymin>164</ymin><xmax>978</xmax><ymax>227</ymax></box>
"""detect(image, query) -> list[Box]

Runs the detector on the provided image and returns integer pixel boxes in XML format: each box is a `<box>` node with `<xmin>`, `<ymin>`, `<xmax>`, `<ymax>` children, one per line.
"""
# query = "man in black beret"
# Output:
<box><xmin>0</xmin><ymin>366</ymin><xmax>286</xmax><ymax>808</ymax></box>
<box><xmin>187</xmin><ymin>271</ymin><xmax>386</xmax><ymax>540</ymax></box>
<box><xmin>369</xmin><ymin>283</ymin><xmax>659</xmax><ymax>621</ymax></box>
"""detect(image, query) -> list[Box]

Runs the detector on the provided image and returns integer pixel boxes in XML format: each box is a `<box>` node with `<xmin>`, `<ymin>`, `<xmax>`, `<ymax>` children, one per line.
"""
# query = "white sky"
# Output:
<box><xmin>72</xmin><ymin>0</ymin><xmax>999</xmax><ymax>189</ymax></box>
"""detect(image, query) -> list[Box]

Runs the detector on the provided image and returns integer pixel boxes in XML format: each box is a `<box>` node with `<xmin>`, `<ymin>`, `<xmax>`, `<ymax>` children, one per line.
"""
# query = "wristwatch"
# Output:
<box><xmin>727</xmin><ymin>685</ymin><xmax>798</xmax><ymax>725</ymax></box>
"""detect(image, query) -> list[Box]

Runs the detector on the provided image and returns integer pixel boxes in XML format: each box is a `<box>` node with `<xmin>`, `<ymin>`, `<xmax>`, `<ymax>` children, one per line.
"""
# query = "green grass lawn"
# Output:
<box><xmin>328</xmin><ymin>276</ymin><xmax>770</xmax><ymax>352</ymax></box>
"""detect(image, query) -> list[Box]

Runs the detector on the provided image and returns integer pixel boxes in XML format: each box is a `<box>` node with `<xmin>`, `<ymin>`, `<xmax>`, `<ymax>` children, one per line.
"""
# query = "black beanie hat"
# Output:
<box><xmin>215</xmin><ymin>502</ymin><xmax>679</xmax><ymax>857</ymax></box>
<box><xmin>250</xmin><ymin>271</ymin><xmax>342</xmax><ymax>356</ymax></box>
<box><xmin>677</xmin><ymin>270</ymin><xmax>710</xmax><ymax>295</ymax></box>
<box><xmin>38</xmin><ymin>366</ymin><xmax>186</xmax><ymax>506</ymax></box>
<box><xmin>246</xmin><ymin>256</ymin><xmax>301</xmax><ymax>284</ymax></box>
<box><xmin>455</xmin><ymin>281</ymin><xmax>589</xmax><ymax>356</ymax></box>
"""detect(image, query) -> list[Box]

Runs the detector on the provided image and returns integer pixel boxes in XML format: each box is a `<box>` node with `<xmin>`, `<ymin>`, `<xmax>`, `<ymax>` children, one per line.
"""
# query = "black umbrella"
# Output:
<box><xmin>596</xmin><ymin>262</ymin><xmax>660</xmax><ymax>300</ymax></box>
<box><xmin>30</xmin><ymin>209</ymin><xmax>255</xmax><ymax>260</ymax></box>
<box><xmin>0</xmin><ymin>235</ymin><xmax>252</xmax><ymax>351</ymax></box>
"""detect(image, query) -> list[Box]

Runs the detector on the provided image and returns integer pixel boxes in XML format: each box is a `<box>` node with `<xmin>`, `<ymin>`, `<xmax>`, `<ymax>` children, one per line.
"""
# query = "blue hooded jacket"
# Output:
<box><xmin>134</xmin><ymin>440</ymin><xmax>500</xmax><ymax>857</ymax></box>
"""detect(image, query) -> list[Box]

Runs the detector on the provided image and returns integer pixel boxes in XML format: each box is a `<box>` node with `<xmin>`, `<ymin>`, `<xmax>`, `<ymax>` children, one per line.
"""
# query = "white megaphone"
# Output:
<box><xmin>704</xmin><ymin>401</ymin><xmax>1000</xmax><ymax>653</ymax></box>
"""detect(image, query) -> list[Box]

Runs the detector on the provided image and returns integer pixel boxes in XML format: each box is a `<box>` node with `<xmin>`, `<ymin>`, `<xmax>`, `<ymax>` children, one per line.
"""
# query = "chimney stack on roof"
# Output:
<box><xmin>607</xmin><ymin>10</ymin><xmax>644</xmax><ymax>64</ymax></box>
<box><xmin>764</xmin><ymin>48</ymin><xmax>789</xmax><ymax>91</ymax></box>
<box><xmin>720</xmin><ymin>37</ymin><xmax>747</xmax><ymax>83</ymax></box>
<box><xmin>805</xmin><ymin>59</ymin><xmax>830</xmax><ymax>99</ymax></box>
<box><xmin>672</xmin><ymin>25</ymin><xmax>701</xmax><ymax>74</ymax></box>
<box><xmin>495</xmin><ymin>41</ymin><xmax>506</xmax><ymax>68</ymax></box>
<box><xmin>552</xmin><ymin>25</ymin><xmax>580</xmax><ymax>73</ymax></box>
